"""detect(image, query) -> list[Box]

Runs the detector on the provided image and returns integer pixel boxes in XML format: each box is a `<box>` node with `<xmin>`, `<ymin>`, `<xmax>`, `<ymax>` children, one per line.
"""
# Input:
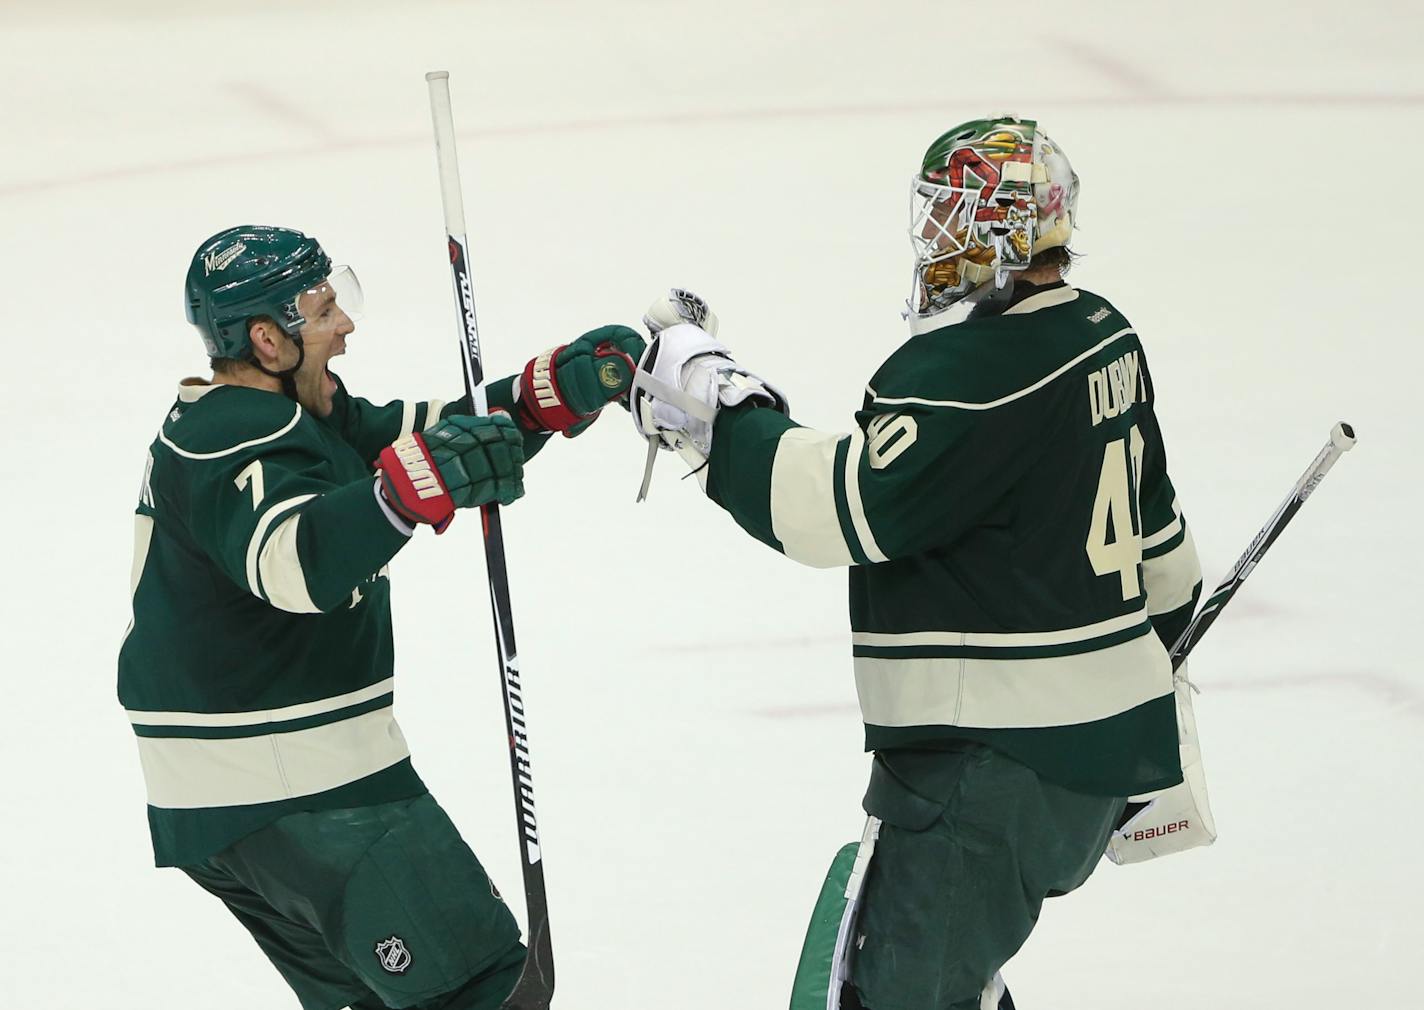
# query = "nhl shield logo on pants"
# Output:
<box><xmin>375</xmin><ymin>935</ymin><xmax>412</xmax><ymax>974</ymax></box>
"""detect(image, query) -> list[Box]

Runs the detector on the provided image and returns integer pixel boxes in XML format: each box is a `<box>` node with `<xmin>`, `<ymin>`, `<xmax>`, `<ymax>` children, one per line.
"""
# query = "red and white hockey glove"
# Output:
<box><xmin>376</xmin><ymin>415</ymin><xmax>525</xmax><ymax>533</ymax></box>
<box><xmin>514</xmin><ymin>325</ymin><xmax>646</xmax><ymax>437</ymax></box>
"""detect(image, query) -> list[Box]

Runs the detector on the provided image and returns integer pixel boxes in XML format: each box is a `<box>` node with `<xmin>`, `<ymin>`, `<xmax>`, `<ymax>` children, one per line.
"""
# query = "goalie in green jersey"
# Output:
<box><xmin>118</xmin><ymin>225</ymin><xmax>644</xmax><ymax>1010</ymax></box>
<box><xmin>630</xmin><ymin>119</ymin><xmax>1204</xmax><ymax>1009</ymax></box>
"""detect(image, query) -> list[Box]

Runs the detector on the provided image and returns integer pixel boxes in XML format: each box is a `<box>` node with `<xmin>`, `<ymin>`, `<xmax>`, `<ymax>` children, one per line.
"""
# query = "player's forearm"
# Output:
<box><xmin>443</xmin><ymin>377</ymin><xmax>554</xmax><ymax>462</ymax></box>
<box><xmin>277</xmin><ymin>478</ymin><xmax>414</xmax><ymax>613</ymax></box>
<box><xmin>706</xmin><ymin>405</ymin><xmax>807</xmax><ymax>558</ymax></box>
<box><xmin>1143</xmin><ymin>511</ymin><xmax>1203</xmax><ymax>650</ymax></box>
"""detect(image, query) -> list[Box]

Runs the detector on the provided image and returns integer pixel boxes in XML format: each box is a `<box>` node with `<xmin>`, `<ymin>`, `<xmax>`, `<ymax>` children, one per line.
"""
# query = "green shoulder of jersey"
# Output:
<box><xmin>157</xmin><ymin>383</ymin><xmax>306</xmax><ymax>461</ymax></box>
<box><xmin>868</xmin><ymin>287</ymin><xmax>1135</xmax><ymax>409</ymax></box>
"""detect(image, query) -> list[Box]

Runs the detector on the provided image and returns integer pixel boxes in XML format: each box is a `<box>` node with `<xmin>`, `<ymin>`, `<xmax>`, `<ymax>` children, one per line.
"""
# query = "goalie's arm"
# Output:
<box><xmin>704</xmin><ymin>400</ymin><xmax>1041</xmax><ymax>567</ymax></box>
<box><xmin>1135</xmin><ymin>364</ymin><xmax>1203</xmax><ymax>650</ymax></box>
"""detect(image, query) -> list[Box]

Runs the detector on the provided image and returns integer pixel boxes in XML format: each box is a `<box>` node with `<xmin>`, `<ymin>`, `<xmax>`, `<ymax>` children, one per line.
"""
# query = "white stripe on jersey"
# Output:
<box><xmin>1144</xmin><ymin>522</ymin><xmax>1202</xmax><ymax>616</ymax></box>
<box><xmin>135</xmin><ymin>706</ymin><xmax>410</xmax><ymax>809</ymax></box>
<box><xmin>870</xmin><ymin>328</ymin><xmax>1136</xmax><ymax>411</ymax></box>
<box><xmin>769</xmin><ymin>427</ymin><xmax>854</xmax><ymax>568</ymax></box>
<box><xmin>854</xmin><ymin>627</ymin><xmax>1171</xmax><ymax>730</ymax></box>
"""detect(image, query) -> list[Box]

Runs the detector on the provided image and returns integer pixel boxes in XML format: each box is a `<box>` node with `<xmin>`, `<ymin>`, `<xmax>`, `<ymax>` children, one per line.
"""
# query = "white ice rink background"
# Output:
<box><xmin>1</xmin><ymin>1</ymin><xmax>1419</xmax><ymax>1006</ymax></box>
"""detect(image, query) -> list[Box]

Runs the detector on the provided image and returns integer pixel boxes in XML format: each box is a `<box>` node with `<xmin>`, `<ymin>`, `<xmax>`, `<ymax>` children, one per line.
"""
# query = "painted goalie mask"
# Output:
<box><xmin>908</xmin><ymin>117</ymin><xmax>1079</xmax><ymax>317</ymax></box>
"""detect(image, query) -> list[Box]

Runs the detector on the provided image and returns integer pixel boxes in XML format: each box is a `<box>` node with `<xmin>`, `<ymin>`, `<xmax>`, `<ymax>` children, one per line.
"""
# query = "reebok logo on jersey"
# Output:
<box><xmin>391</xmin><ymin>435</ymin><xmax>443</xmax><ymax>499</ymax></box>
<box><xmin>1087</xmin><ymin>306</ymin><xmax>1112</xmax><ymax>324</ymax></box>
<box><xmin>202</xmin><ymin>243</ymin><xmax>245</xmax><ymax>276</ymax></box>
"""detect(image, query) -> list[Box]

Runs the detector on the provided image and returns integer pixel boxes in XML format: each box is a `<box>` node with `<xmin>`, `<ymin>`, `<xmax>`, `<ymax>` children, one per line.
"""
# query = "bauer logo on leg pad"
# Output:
<box><xmin>1125</xmin><ymin>818</ymin><xmax>1191</xmax><ymax>843</ymax></box>
<box><xmin>374</xmin><ymin>935</ymin><xmax>412</xmax><ymax>974</ymax></box>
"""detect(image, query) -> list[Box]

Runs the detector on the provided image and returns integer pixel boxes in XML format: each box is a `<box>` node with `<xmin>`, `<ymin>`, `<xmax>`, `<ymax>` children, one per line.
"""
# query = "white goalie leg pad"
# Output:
<box><xmin>830</xmin><ymin>816</ymin><xmax>880</xmax><ymax>1005</ymax></box>
<box><xmin>1106</xmin><ymin>665</ymin><xmax>1217</xmax><ymax>864</ymax></box>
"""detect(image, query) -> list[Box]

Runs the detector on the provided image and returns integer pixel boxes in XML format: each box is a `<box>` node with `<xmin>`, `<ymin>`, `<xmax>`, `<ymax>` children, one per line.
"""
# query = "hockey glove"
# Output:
<box><xmin>629</xmin><ymin>323</ymin><xmax>788</xmax><ymax>498</ymax></box>
<box><xmin>377</xmin><ymin>414</ymin><xmax>524</xmax><ymax>533</ymax></box>
<box><xmin>514</xmin><ymin>324</ymin><xmax>646</xmax><ymax>437</ymax></box>
<box><xmin>643</xmin><ymin>288</ymin><xmax>719</xmax><ymax>339</ymax></box>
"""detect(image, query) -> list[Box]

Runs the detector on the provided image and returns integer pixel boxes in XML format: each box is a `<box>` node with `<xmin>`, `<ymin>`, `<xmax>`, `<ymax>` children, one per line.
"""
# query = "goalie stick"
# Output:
<box><xmin>1115</xmin><ymin>420</ymin><xmax>1358</xmax><ymax>828</ymax></box>
<box><xmin>1166</xmin><ymin>421</ymin><xmax>1356</xmax><ymax>671</ymax></box>
<box><xmin>426</xmin><ymin>71</ymin><xmax>554</xmax><ymax>1010</ymax></box>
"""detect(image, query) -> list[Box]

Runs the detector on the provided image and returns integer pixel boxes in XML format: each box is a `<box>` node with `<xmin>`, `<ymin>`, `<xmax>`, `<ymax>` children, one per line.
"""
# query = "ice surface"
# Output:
<box><xmin>1</xmin><ymin>1</ymin><xmax>1418</xmax><ymax>1006</ymax></box>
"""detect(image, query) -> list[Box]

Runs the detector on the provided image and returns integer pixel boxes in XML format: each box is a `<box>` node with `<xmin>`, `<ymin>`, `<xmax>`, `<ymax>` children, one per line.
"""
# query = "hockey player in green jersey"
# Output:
<box><xmin>630</xmin><ymin>119</ymin><xmax>1203</xmax><ymax>1009</ymax></box>
<box><xmin>119</xmin><ymin>225</ymin><xmax>644</xmax><ymax>1010</ymax></box>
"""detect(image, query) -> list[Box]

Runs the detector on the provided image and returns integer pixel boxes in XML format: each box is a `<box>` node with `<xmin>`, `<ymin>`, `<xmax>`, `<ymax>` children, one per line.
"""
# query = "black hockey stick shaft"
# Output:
<box><xmin>426</xmin><ymin>71</ymin><xmax>554</xmax><ymax>1010</ymax></box>
<box><xmin>1166</xmin><ymin>422</ymin><xmax>1356</xmax><ymax>673</ymax></box>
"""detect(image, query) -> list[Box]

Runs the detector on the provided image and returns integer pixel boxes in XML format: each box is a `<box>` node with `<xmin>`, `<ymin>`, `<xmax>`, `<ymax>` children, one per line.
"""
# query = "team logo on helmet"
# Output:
<box><xmin>374</xmin><ymin>935</ymin><xmax>413</xmax><ymax>974</ymax></box>
<box><xmin>202</xmin><ymin>242</ymin><xmax>246</xmax><ymax>276</ymax></box>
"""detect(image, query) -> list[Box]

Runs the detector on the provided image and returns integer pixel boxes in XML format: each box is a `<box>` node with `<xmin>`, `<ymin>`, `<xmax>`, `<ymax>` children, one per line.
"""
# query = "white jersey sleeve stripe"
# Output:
<box><xmin>258</xmin><ymin>512</ymin><xmax>322</xmax><ymax>614</ymax></box>
<box><xmin>1143</xmin><ymin>522</ymin><xmax>1202</xmax><ymax>617</ymax></box>
<box><xmin>844</xmin><ymin>428</ymin><xmax>888</xmax><ymax>564</ymax></box>
<box><xmin>243</xmin><ymin>494</ymin><xmax>317</xmax><ymax>598</ymax></box>
<box><xmin>1142</xmin><ymin>496</ymin><xmax>1185</xmax><ymax>550</ymax></box>
<box><xmin>123</xmin><ymin>514</ymin><xmax>156</xmax><ymax>644</ymax></box>
<box><xmin>770</xmin><ymin>427</ymin><xmax>855</xmax><ymax>568</ymax></box>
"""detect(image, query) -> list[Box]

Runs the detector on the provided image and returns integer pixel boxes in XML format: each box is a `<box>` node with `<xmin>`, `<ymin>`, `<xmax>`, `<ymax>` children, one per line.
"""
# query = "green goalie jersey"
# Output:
<box><xmin>118</xmin><ymin>375</ymin><xmax>542</xmax><ymax>867</ymax></box>
<box><xmin>707</xmin><ymin>284</ymin><xmax>1202</xmax><ymax>797</ymax></box>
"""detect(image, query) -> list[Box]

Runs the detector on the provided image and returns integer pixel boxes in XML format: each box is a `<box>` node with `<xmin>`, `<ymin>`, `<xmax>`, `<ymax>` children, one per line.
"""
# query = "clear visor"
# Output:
<box><xmin>909</xmin><ymin>179</ymin><xmax>979</xmax><ymax>265</ymax></box>
<box><xmin>294</xmin><ymin>265</ymin><xmax>364</xmax><ymax>330</ymax></box>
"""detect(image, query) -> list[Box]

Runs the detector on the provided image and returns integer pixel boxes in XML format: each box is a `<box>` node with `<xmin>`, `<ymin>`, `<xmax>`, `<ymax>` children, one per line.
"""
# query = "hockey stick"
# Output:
<box><xmin>1165</xmin><ymin>421</ymin><xmax>1356</xmax><ymax>672</ymax></box>
<box><xmin>1114</xmin><ymin>420</ymin><xmax>1357</xmax><ymax>831</ymax></box>
<box><xmin>426</xmin><ymin>71</ymin><xmax>554</xmax><ymax>1010</ymax></box>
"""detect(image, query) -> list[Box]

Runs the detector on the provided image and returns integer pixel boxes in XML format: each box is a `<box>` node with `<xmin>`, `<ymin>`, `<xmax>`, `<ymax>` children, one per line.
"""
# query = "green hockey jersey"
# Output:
<box><xmin>706</xmin><ymin>284</ymin><xmax>1201</xmax><ymax>797</ymax></box>
<box><xmin>118</xmin><ymin>375</ymin><xmax>540</xmax><ymax>866</ymax></box>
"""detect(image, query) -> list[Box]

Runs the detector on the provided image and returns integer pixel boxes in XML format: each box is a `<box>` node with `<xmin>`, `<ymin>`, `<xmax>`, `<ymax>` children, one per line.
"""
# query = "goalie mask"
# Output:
<box><xmin>908</xmin><ymin>117</ymin><xmax>1079</xmax><ymax>317</ymax></box>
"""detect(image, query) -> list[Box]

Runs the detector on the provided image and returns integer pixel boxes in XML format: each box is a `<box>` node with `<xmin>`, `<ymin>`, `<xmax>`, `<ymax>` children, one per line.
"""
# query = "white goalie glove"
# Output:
<box><xmin>630</xmin><ymin>297</ymin><xmax>787</xmax><ymax>499</ymax></box>
<box><xmin>643</xmin><ymin>287</ymin><xmax>720</xmax><ymax>339</ymax></box>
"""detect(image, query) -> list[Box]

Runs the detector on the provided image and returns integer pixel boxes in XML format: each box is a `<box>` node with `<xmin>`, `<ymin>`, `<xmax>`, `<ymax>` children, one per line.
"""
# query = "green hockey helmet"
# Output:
<box><xmin>185</xmin><ymin>225</ymin><xmax>360</xmax><ymax>359</ymax></box>
<box><xmin>908</xmin><ymin>117</ymin><xmax>1079</xmax><ymax>316</ymax></box>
